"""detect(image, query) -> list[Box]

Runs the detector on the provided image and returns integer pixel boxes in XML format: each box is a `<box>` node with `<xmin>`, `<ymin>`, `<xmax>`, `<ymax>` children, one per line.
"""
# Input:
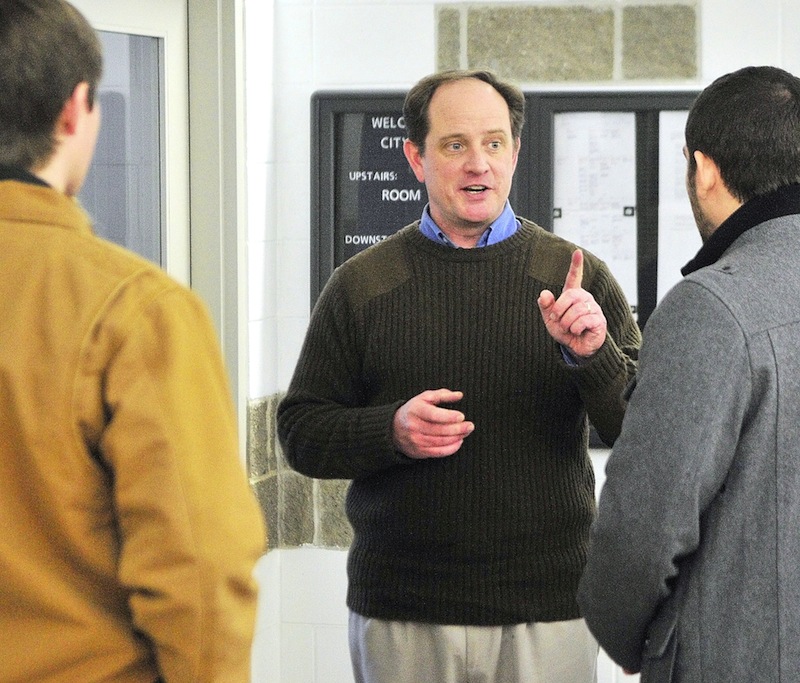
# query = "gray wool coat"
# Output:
<box><xmin>578</xmin><ymin>191</ymin><xmax>800</xmax><ymax>682</ymax></box>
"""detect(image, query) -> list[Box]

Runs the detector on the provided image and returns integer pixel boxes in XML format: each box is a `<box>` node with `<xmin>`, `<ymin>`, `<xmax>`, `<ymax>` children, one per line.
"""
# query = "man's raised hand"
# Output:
<box><xmin>537</xmin><ymin>249</ymin><xmax>607</xmax><ymax>361</ymax></box>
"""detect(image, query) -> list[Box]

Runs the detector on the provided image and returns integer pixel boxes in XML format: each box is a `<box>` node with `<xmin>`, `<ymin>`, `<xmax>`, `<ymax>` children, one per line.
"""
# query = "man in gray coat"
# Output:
<box><xmin>577</xmin><ymin>65</ymin><xmax>800</xmax><ymax>681</ymax></box>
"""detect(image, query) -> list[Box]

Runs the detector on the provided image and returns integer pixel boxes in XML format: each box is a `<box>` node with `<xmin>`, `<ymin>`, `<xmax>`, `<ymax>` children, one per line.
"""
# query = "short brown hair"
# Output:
<box><xmin>0</xmin><ymin>0</ymin><xmax>103</xmax><ymax>169</ymax></box>
<box><xmin>403</xmin><ymin>69</ymin><xmax>525</xmax><ymax>155</ymax></box>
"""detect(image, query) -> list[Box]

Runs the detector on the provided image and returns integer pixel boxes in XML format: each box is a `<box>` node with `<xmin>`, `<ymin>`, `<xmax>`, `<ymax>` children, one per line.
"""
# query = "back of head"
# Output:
<box><xmin>0</xmin><ymin>0</ymin><xmax>102</xmax><ymax>170</ymax></box>
<box><xmin>685</xmin><ymin>65</ymin><xmax>800</xmax><ymax>203</ymax></box>
<box><xmin>403</xmin><ymin>69</ymin><xmax>525</xmax><ymax>154</ymax></box>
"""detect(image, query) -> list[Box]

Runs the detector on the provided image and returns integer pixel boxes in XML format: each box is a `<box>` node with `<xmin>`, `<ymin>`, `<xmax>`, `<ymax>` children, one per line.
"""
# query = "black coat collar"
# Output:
<box><xmin>682</xmin><ymin>184</ymin><xmax>800</xmax><ymax>275</ymax></box>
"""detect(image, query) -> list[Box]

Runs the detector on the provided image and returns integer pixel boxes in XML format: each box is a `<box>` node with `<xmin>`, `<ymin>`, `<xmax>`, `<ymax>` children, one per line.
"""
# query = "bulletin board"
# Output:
<box><xmin>524</xmin><ymin>91</ymin><xmax>700</xmax><ymax>327</ymax></box>
<box><xmin>311</xmin><ymin>89</ymin><xmax>700</xmax><ymax>325</ymax></box>
<box><xmin>310</xmin><ymin>92</ymin><xmax>421</xmax><ymax>308</ymax></box>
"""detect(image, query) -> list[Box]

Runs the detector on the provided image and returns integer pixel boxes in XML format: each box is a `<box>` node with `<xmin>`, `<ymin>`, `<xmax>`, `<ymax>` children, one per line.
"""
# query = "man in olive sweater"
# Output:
<box><xmin>278</xmin><ymin>69</ymin><xmax>639</xmax><ymax>683</ymax></box>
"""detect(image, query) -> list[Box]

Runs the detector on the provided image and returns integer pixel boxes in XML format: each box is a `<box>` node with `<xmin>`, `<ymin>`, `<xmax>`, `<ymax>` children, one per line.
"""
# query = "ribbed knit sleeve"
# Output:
<box><xmin>277</xmin><ymin>260</ymin><xmax>410</xmax><ymax>480</ymax></box>
<box><xmin>278</xmin><ymin>220</ymin><xmax>639</xmax><ymax>625</ymax></box>
<box><xmin>564</xmin><ymin>254</ymin><xmax>640</xmax><ymax>445</ymax></box>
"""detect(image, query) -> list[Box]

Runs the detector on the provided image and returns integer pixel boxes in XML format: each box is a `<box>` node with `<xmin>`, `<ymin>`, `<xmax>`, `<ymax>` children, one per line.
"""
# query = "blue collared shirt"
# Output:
<box><xmin>418</xmin><ymin>201</ymin><xmax>520</xmax><ymax>247</ymax></box>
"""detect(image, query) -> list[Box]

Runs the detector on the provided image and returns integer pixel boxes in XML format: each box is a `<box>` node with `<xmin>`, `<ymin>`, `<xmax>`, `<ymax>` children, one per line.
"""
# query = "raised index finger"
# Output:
<box><xmin>563</xmin><ymin>249</ymin><xmax>584</xmax><ymax>291</ymax></box>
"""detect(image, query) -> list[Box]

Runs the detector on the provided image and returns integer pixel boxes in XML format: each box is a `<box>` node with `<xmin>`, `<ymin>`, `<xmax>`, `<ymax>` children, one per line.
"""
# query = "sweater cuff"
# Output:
<box><xmin>569</xmin><ymin>335</ymin><xmax>631</xmax><ymax>390</ymax></box>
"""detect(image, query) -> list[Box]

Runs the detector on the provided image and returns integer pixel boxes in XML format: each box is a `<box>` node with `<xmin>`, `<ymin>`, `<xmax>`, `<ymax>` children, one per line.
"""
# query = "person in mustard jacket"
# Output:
<box><xmin>0</xmin><ymin>2</ymin><xmax>266</xmax><ymax>681</ymax></box>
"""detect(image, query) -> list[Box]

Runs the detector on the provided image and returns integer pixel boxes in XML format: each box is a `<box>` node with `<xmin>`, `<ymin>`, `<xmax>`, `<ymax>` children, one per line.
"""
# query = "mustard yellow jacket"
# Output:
<box><xmin>0</xmin><ymin>180</ymin><xmax>266</xmax><ymax>682</ymax></box>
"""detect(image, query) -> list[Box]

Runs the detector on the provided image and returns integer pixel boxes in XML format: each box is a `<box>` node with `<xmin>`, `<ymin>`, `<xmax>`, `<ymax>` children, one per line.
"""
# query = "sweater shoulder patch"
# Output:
<box><xmin>521</xmin><ymin>221</ymin><xmax>601</xmax><ymax>290</ymax></box>
<box><xmin>337</xmin><ymin>229</ymin><xmax>412</xmax><ymax>309</ymax></box>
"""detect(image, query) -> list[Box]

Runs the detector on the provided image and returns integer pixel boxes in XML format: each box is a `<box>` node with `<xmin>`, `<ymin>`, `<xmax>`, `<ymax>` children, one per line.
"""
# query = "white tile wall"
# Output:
<box><xmin>314</xmin><ymin>6</ymin><xmax>434</xmax><ymax>84</ymax></box>
<box><xmin>246</xmin><ymin>163</ymin><xmax>270</xmax><ymax>244</ymax></box>
<box><xmin>274</xmin><ymin>6</ymin><xmax>313</xmax><ymax>85</ymax></box>
<box><xmin>246</xmin><ymin>103</ymin><xmax>276</xmax><ymax>167</ymax></box>
<box><xmin>315</xmin><ymin>625</ymin><xmax>357</xmax><ymax>682</ymax></box>
<box><xmin>274</xmin><ymin>163</ymin><xmax>307</xmax><ymax>244</ymax></box>
<box><xmin>252</xmin><ymin>547</ymin><xmax>351</xmax><ymax>683</ymax></box>
<box><xmin>274</xmin><ymin>85</ymin><xmax>312</xmax><ymax>164</ymax></box>
<box><xmin>249</xmin><ymin>318</ymin><xmax>278</xmax><ymax>400</ymax></box>
<box><xmin>275</xmin><ymin>240</ymin><xmax>310</xmax><ymax>319</ymax></box>
<box><xmin>248</xmin><ymin>239</ymin><xmax>276</xmax><ymax>329</ymax></box>
<box><xmin>252</xmin><ymin>551</ymin><xmax>281</xmax><ymax>682</ymax></box>
<box><xmin>281</xmin><ymin>624</ymin><xmax>317</xmax><ymax>682</ymax></box>
<box><xmin>245</xmin><ymin>0</ymin><xmax>277</xmax><ymax>400</ymax></box>
<box><xmin>699</xmin><ymin>0</ymin><xmax>782</xmax><ymax>81</ymax></box>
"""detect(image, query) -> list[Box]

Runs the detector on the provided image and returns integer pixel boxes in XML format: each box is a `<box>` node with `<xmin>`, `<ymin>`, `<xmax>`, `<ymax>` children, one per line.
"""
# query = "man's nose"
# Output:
<box><xmin>463</xmin><ymin>147</ymin><xmax>490</xmax><ymax>174</ymax></box>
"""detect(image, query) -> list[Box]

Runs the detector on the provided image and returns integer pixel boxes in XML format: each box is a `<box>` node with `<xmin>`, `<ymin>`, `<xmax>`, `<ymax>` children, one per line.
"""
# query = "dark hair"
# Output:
<box><xmin>685</xmin><ymin>65</ymin><xmax>800</xmax><ymax>202</ymax></box>
<box><xmin>0</xmin><ymin>0</ymin><xmax>103</xmax><ymax>169</ymax></box>
<box><xmin>403</xmin><ymin>69</ymin><xmax>525</xmax><ymax>154</ymax></box>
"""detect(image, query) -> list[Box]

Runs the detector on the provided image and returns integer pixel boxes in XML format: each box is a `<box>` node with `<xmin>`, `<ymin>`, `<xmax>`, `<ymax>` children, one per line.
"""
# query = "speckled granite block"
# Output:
<box><xmin>317</xmin><ymin>479</ymin><xmax>354</xmax><ymax>548</ymax></box>
<box><xmin>280</xmin><ymin>471</ymin><xmax>315</xmax><ymax>547</ymax></box>
<box><xmin>248</xmin><ymin>392</ymin><xmax>308</xmax><ymax>549</ymax></box>
<box><xmin>437</xmin><ymin>7</ymin><xmax>462</xmax><ymax>71</ymax></box>
<box><xmin>622</xmin><ymin>5</ymin><xmax>697</xmax><ymax>79</ymax></box>
<box><xmin>246</xmin><ymin>394</ymin><xmax>282</xmax><ymax>477</ymax></box>
<box><xmin>250</xmin><ymin>473</ymin><xmax>276</xmax><ymax>551</ymax></box>
<box><xmin>467</xmin><ymin>6</ymin><xmax>614</xmax><ymax>82</ymax></box>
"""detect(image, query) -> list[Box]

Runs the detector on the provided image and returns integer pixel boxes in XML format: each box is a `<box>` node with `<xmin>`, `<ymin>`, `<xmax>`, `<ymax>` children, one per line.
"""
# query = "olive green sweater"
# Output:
<box><xmin>278</xmin><ymin>219</ymin><xmax>639</xmax><ymax>625</ymax></box>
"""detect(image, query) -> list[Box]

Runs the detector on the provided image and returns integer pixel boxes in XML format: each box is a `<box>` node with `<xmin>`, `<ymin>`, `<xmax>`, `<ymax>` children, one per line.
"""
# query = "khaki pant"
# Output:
<box><xmin>349</xmin><ymin>612</ymin><xmax>598</xmax><ymax>683</ymax></box>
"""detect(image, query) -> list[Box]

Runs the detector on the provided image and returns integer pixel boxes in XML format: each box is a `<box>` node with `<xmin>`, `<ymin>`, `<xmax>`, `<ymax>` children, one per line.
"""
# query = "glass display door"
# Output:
<box><xmin>70</xmin><ymin>0</ymin><xmax>190</xmax><ymax>283</ymax></box>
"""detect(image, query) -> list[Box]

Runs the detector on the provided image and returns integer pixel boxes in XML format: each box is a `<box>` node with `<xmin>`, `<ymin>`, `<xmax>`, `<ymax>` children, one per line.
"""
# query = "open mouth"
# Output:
<box><xmin>464</xmin><ymin>185</ymin><xmax>488</xmax><ymax>194</ymax></box>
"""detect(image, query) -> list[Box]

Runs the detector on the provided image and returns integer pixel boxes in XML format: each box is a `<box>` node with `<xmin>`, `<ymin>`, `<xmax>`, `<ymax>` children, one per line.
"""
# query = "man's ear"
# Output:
<box><xmin>692</xmin><ymin>150</ymin><xmax>720</xmax><ymax>198</ymax></box>
<box><xmin>403</xmin><ymin>138</ymin><xmax>425</xmax><ymax>183</ymax></box>
<box><xmin>56</xmin><ymin>82</ymin><xmax>91</xmax><ymax>137</ymax></box>
<box><xmin>511</xmin><ymin>136</ymin><xmax>520</xmax><ymax>172</ymax></box>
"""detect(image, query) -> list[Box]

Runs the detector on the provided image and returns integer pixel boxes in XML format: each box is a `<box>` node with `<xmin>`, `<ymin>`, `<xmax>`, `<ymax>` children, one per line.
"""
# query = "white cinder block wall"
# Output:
<box><xmin>244</xmin><ymin>1</ymin><xmax>800</xmax><ymax>681</ymax></box>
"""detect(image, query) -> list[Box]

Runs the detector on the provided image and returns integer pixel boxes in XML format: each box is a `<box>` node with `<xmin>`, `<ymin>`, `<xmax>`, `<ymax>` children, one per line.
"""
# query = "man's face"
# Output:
<box><xmin>404</xmin><ymin>78</ymin><xmax>519</xmax><ymax>239</ymax></box>
<box><xmin>684</xmin><ymin>146</ymin><xmax>715</xmax><ymax>243</ymax></box>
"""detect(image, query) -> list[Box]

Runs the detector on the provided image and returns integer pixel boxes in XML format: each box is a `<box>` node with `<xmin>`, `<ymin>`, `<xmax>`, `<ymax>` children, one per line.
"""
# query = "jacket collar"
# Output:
<box><xmin>682</xmin><ymin>183</ymin><xmax>800</xmax><ymax>275</ymax></box>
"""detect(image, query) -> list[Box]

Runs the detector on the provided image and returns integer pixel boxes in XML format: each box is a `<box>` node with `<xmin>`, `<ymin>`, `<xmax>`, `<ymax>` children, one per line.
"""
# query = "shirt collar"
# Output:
<box><xmin>682</xmin><ymin>183</ymin><xmax>800</xmax><ymax>275</ymax></box>
<box><xmin>419</xmin><ymin>201</ymin><xmax>519</xmax><ymax>248</ymax></box>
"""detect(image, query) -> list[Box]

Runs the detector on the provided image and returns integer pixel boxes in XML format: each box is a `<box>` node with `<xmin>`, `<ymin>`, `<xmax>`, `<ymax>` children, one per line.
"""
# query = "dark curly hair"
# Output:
<box><xmin>685</xmin><ymin>66</ymin><xmax>800</xmax><ymax>202</ymax></box>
